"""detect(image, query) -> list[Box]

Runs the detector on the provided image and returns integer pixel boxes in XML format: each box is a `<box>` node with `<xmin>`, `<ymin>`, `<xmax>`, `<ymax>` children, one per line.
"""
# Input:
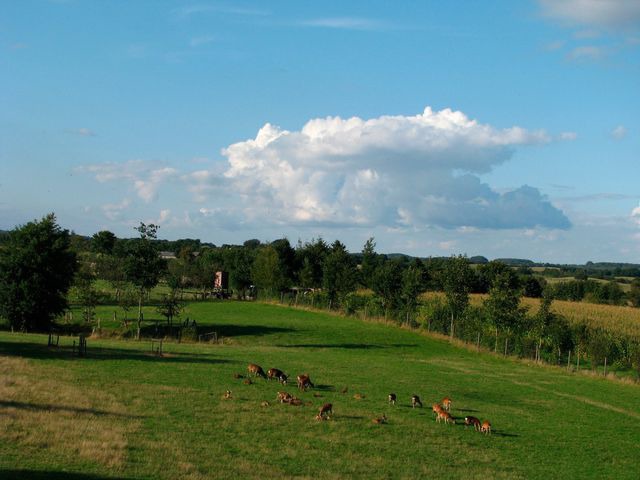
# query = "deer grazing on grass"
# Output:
<box><xmin>432</xmin><ymin>403</ymin><xmax>443</xmax><ymax>416</ymax></box>
<box><xmin>388</xmin><ymin>393</ymin><xmax>397</xmax><ymax>405</ymax></box>
<box><xmin>267</xmin><ymin>368</ymin><xmax>288</xmax><ymax>385</ymax></box>
<box><xmin>411</xmin><ymin>395</ymin><xmax>423</xmax><ymax>408</ymax></box>
<box><xmin>481</xmin><ymin>420</ymin><xmax>492</xmax><ymax>435</ymax></box>
<box><xmin>441</xmin><ymin>397</ymin><xmax>452</xmax><ymax>412</ymax></box>
<box><xmin>277</xmin><ymin>391</ymin><xmax>293</xmax><ymax>404</ymax></box>
<box><xmin>318</xmin><ymin>403</ymin><xmax>333</xmax><ymax>419</ymax></box>
<box><xmin>464</xmin><ymin>416</ymin><xmax>481</xmax><ymax>431</ymax></box>
<box><xmin>297</xmin><ymin>373</ymin><xmax>314</xmax><ymax>391</ymax></box>
<box><xmin>247</xmin><ymin>363</ymin><xmax>266</xmax><ymax>378</ymax></box>
<box><xmin>436</xmin><ymin>410</ymin><xmax>455</xmax><ymax>425</ymax></box>
<box><xmin>372</xmin><ymin>414</ymin><xmax>388</xmax><ymax>424</ymax></box>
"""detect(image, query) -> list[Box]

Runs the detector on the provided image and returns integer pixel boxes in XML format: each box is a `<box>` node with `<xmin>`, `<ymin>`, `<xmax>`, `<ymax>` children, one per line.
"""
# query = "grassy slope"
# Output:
<box><xmin>1</xmin><ymin>301</ymin><xmax>639</xmax><ymax>479</ymax></box>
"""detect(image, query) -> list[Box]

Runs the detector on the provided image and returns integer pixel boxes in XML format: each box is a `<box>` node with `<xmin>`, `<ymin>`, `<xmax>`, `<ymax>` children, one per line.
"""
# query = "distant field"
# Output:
<box><xmin>1</xmin><ymin>301</ymin><xmax>639</xmax><ymax>479</ymax></box>
<box><xmin>422</xmin><ymin>292</ymin><xmax>640</xmax><ymax>339</ymax></box>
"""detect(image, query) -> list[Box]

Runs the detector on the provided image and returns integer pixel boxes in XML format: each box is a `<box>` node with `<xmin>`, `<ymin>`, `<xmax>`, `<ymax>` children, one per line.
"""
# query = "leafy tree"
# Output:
<box><xmin>156</xmin><ymin>293</ymin><xmax>184</xmax><ymax>327</ymax></box>
<box><xmin>441</xmin><ymin>255</ymin><xmax>473</xmax><ymax>339</ymax></box>
<box><xmin>629</xmin><ymin>279</ymin><xmax>640</xmax><ymax>308</ymax></box>
<box><xmin>296</xmin><ymin>238</ymin><xmax>329</xmax><ymax>288</ymax></box>
<box><xmin>74</xmin><ymin>260</ymin><xmax>101</xmax><ymax>323</ymax></box>
<box><xmin>252</xmin><ymin>245</ymin><xmax>286</xmax><ymax>297</ymax></box>
<box><xmin>400</xmin><ymin>263</ymin><xmax>425</xmax><ymax>324</ymax></box>
<box><xmin>91</xmin><ymin>230</ymin><xmax>117</xmax><ymax>255</ymax></box>
<box><xmin>522</xmin><ymin>276</ymin><xmax>545</xmax><ymax>298</ymax></box>
<box><xmin>322</xmin><ymin>240</ymin><xmax>357</xmax><ymax>308</ymax></box>
<box><xmin>0</xmin><ymin>213</ymin><xmax>77</xmax><ymax>332</ymax></box>
<box><xmin>360</xmin><ymin>237</ymin><xmax>380</xmax><ymax>289</ymax></box>
<box><xmin>483</xmin><ymin>271</ymin><xmax>526</xmax><ymax>354</ymax></box>
<box><xmin>123</xmin><ymin>223</ymin><xmax>166</xmax><ymax>339</ymax></box>
<box><xmin>371</xmin><ymin>259</ymin><xmax>403</xmax><ymax>317</ymax></box>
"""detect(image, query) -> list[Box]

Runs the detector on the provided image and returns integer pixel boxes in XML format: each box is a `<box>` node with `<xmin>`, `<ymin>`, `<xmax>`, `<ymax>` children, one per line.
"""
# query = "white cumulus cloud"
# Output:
<box><xmin>220</xmin><ymin>106</ymin><xmax>569</xmax><ymax>230</ymax></box>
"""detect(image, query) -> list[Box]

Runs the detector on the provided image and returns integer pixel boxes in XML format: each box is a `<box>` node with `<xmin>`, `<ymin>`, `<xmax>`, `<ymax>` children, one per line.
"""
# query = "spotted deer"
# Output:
<box><xmin>441</xmin><ymin>397</ymin><xmax>452</xmax><ymax>412</ymax></box>
<box><xmin>437</xmin><ymin>410</ymin><xmax>455</xmax><ymax>425</ymax></box>
<box><xmin>247</xmin><ymin>363</ymin><xmax>266</xmax><ymax>378</ymax></box>
<box><xmin>267</xmin><ymin>368</ymin><xmax>288</xmax><ymax>384</ymax></box>
<box><xmin>481</xmin><ymin>420</ymin><xmax>492</xmax><ymax>435</ymax></box>
<box><xmin>318</xmin><ymin>403</ymin><xmax>333</xmax><ymax>419</ymax></box>
<box><xmin>464</xmin><ymin>416</ymin><xmax>481</xmax><ymax>431</ymax></box>
<box><xmin>297</xmin><ymin>373</ymin><xmax>314</xmax><ymax>391</ymax></box>
<box><xmin>372</xmin><ymin>414</ymin><xmax>388</xmax><ymax>424</ymax></box>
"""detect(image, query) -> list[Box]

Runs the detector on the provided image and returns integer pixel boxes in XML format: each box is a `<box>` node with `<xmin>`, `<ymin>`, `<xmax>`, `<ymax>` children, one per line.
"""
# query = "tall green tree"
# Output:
<box><xmin>322</xmin><ymin>240</ymin><xmax>357</xmax><ymax>308</ymax></box>
<box><xmin>441</xmin><ymin>255</ymin><xmax>473</xmax><ymax>339</ymax></box>
<box><xmin>0</xmin><ymin>213</ymin><xmax>77</xmax><ymax>332</ymax></box>
<box><xmin>483</xmin><ymin>271</ymin><xmax>526</xmax><ymax>354</ymax></box>
<box><xmin>360</xmin><ymin>237</ymin><xmax>380</xmax><ymax>289</ymax></box>
<box><xmin>252</xmin><ymin>245</ymin><xmax>286</xmax><ymax>297</ymax></box>
<box><xmin>123</xmin><ymin>223</ymin><xmax>166</xmax><ymax>339</ymax></box>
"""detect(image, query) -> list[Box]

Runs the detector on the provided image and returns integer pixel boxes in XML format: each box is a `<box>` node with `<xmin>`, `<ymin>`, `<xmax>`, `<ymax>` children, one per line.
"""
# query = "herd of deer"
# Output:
<box><xmin>233</xmin><ymin>363</ymin><xmax>492</xmax><ymax>434</ymax></box>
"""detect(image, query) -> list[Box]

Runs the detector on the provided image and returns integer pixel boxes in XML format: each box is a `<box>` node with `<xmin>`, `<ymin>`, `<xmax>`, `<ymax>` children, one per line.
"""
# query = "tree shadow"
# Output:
<box><xmin>0</xmin><ymin>340</ymin><xmax>232</xmax><ymax>365</ymax></box>
<box><xmin>0</xmin><ymin>471</ymin><xmax>133</xmax><ymax>480</ymax></box>
<box><xmin>276</xmin><ymin>343</ymin><xmax>418</xmax><ymax>349</ymax></box>
<box><xmin>0</xmin><ymin>400</ymin><xmax>144</xmax><ymax>419</ymax></box>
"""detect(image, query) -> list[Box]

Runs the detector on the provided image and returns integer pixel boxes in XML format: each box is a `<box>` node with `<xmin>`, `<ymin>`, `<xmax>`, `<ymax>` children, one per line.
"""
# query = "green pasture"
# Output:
<box><xmin>1</xmin><ymin>301</ymin><xmax>639</xmax><ymax>479</ymax></box>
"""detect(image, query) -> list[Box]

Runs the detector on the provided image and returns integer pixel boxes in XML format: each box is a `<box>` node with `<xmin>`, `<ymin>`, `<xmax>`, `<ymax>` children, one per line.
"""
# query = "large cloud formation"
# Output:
<box><xmin>221</xmin><ymin>107</ymin><xmax>570</xmax><ymax>230</ymax></box>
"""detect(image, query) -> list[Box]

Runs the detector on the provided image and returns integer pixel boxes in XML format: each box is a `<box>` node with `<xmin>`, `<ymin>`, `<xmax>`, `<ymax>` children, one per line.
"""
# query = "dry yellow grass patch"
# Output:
<box><xmin>0</xmin><ymin>355</ymin><xmax>138</xmax><ymax>469</ymax></box>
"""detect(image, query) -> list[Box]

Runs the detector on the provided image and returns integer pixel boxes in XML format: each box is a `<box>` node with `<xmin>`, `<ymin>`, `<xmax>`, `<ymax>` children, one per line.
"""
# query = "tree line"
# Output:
<box><xmin>1</xmin><ymin>214</ymin><xmax>639</xmax><ymax>378</ymax></box>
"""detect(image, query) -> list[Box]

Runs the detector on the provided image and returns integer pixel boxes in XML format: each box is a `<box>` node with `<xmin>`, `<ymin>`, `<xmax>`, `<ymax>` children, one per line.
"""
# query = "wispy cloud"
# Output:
<box><xmin>298</xmin><ymin>17</ymin><xmax>391</xmax><ymax>31</ymax></box>
<box><xmin>538</xmin><ymin>0</ymin><xmax>640</xmax><ymax>30</ymax></box>
<box><xmin>566</xmin><ymin>45</ymin><xmax>608</xmax><ymax>61</ymax></box>
<box><xmin>559</xmin><ymin>131</ymin><xmax>577</xmax><ymax>141</ymax></box>
<box><xmin>611</xmin><ymin>125</ymin><xmax>627</xmax><ymax>140</ymax></box>
<box><xmin>66</xmin><ymin>128</ymin><xmax>96</xmax><ymax>137</ymax></box>
<box><xmin>175</xmin><ymin>4</ymin><xmax>269</xmax><ymax>19</ymax></box>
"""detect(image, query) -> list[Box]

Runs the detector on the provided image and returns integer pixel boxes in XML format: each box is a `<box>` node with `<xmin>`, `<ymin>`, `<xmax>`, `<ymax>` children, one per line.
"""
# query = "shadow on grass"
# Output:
<box><xmin>457</xmin><ymin>408</ymin><xmax>480</xmax><ymax>413</ymax></box>
<box><xmin>275</xmin><ymin>343</ymin><xmax>418</xmax><ymax>349</ymax></box>
<box><xmin>0</xmin><ymin>400</ymin><xmax>144</xmax><ymax>419</ymax></box>
<box><xmin>492</xmin><ymin>430</ymin><xmax>519</xmax><ymax>438</ymax></box>
<box><xmin>0</xmin><ymin>340</ymin><xmax>232</xmax><ymax>365</ymax></box>
<box><xmin>0</xmin><ymin>471</ymin><xmax>133</xmax><ymax>480</ymax></box>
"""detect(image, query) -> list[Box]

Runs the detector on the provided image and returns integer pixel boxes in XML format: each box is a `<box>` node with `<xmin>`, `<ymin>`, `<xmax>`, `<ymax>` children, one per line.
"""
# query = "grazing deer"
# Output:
<box><xmin>318</xmin><ymin>403</ymin><xmax>333</xmax><ymax>419</ymax></box>
<box><xmin>247</xmin><ymin>363</ymin><xmax>266</xmax><ymax>378</ymax></box>
<box><xmin>267</xmin><ymin>368</ymin><xmax>288</xmax><ymax>384</ymax></box>
<box><xmin>411</xmin><ymin>395</ymin><xmax>423</xmax><ymax>408</ymax></box>
<box><xmin>464</xmin><ymin>416</ymin><xmax>481</xmax><ymax>431</ymax></box>
<box><xmin>353</xmin><ymin>393</ymin><xmax>365</xmax><ymax>400</ymax></box>
<box><xmin>432</xmin><ymin>403</ymin><xmax>443</xmax><ymax>416</ymax></box>
<box><xmin>315</xmin><ymin>413</ymin><xmax>327</xmax><ymax>421</ymax></box>
<box><xmin>289</xmin><ymin>397</ymin><xmax>303</xmax><ymax>406</ymax></box>
<box><xmin>441</xmin><ymin>397</ymin><xmax>452</xmax><ymax>412</ymax></box>
<box><xmin>277</xmin><ymin>391</ymin><xmax>293</xmax><ymax>404</ymax></box>
<box><xmin>297</xmin><ymin>374</ymin><xmax>314</xmax><ymax>391</ymax></box>
<box><xmin>437</xmin><ymin>410</ymin><xmax>455</xmax><ymax>425</ymax></box>
<box><xmin>388</xmin><ymin>393</ymin><xmax>397</xmax><ymax>405</ymax></box>
<box><xmin>223</xmin><ymin>390</ymin><xmax>232</xmax><ymax>399</ymax></box>
<box><xmin>243</xmin><ymin>378</ymin><xmax>252</xmax><ymax>385</ymax></box>
<box><xmin>372</xmin><ymin>414</ymin><xmax>388</xmax><ymax>424</ymax></box>
<box><xmin>481</xmin><ymin>420</ymin><xmax>492</xmax><ymax>435</ymax></box>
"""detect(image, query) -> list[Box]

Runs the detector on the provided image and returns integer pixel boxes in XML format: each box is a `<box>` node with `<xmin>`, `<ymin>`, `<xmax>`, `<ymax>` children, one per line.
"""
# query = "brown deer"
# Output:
<box><xmin>318</xmin><ymin>403</ymin><xmax>333</xmax><ymax>419</ymax></box>
<box><xmin>276</xmin><ymin>391</ymin><xmax>293</xmax><ymax>404</ymax></box>
<box><xmin>432</xmin><ymin>403</ymin><xmax>443</xmax><ymax>416</ymax></box>
<box><xmin>388</xmin><ymin>393</ymin><xmax>397</xmax><ymax>405</ymax></box>
<box><xmin>481</xmin><ymin>420</ymin><xmax>492</xmax><ymax>435</ymax></box>
<box><xmin>464</xmin><ymin>416</ymin><xmax>481</xmax><ymax>431</ymax></box>
<box><xmin>222</xmin><ymin>390</ymin><xmax>232</xmax><ymax>400</ymax></box>
<box><xmin>353</xmin><ymin>393</ymin><xmax>365</xmax><ymax>400</ymax></box>
<box><xmin>297</xmin><ymin>373</ymin><xmax>314</xmax><ymax>391</ymax></box>
<box><xmin>411</xmin><ymin>395</ymin><xmax>423</xmax><ymax>408</ymax></box>
<box><xmin>372</xmin><ymin>414</ymin><xmax>388</xmax><ymax>424</ymax></box>
<box><xmin>441</xmin><ymin>397</ymin><xmax>452</xmax><ymax>412</ymax></box>
<box><xmin>437</xmin><ymin>410</ymin><xmax>455</xmax><ymax>425</ymax></box>
<box><xmin>315</xmin><ymin>413</ymin><xmax>327</xmax><ymax>421</ymax></box>
<box><xmin>267</xmin><ymin>368</ymin><xmax>288</xmax><ymax>384</ymax></box>
<box><xmin>247</xmin><ymin>363</ymin><xmax>266</xmax><ymax>378</ymax></box>
<box><xmin>243</xmin><ymin>378</ymin><xmax>252</xmax><ymax>385</ymax></box>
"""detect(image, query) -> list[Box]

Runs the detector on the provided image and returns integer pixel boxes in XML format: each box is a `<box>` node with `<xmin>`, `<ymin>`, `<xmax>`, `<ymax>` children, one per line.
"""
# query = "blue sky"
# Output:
<box><xmin>1</xmin><ymin>0</ymin><xmax>639</xmax><ymax>263</ymax></box>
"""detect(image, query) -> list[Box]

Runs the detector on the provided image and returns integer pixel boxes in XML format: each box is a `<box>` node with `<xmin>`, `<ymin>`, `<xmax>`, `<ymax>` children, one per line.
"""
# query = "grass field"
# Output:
<box><xmin>2</xmin><ymin>301</ymin><xmax>640</xmax><ymax>479</ymax></box>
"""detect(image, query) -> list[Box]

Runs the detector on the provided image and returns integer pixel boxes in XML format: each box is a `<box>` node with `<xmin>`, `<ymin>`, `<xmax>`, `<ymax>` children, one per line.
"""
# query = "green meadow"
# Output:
<box><xmin>1</xmin><ymin>301</ymin><xmax>639</xmax><ymax>479</ymax></box>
